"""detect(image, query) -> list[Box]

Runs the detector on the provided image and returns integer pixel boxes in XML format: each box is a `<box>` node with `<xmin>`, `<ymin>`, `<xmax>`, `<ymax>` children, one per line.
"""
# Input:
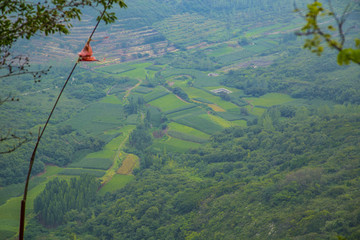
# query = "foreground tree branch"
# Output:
<box><xmin>295</xmin><ymin>0</ymin><xmax>360</xmax><ymax>65</ymax></box>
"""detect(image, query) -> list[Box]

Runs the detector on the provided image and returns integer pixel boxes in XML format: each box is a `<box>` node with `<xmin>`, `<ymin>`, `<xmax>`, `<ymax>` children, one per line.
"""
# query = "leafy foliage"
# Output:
<box><xmin>34</xmin><ymin>174</ymin><xmax>99</xmax><ymax>227</ymax></box>
<box><xmin>295</xmin><ymin>0</ymin><xmax>360</xmax><ymax>65</ymax></box>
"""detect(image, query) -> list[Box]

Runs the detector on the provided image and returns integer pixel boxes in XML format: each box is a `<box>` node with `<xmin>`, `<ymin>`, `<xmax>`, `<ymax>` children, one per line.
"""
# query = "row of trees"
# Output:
<box><xmin>34</xmin><ymin>174</ymin><xmax>99</xmax><ymax>227</ymax></box>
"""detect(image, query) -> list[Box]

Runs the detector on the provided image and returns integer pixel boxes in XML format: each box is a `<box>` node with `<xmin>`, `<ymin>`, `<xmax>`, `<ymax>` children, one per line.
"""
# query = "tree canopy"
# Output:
<box><xmin>0</xmin><ymin>0</ymin><xmax>127</xmax><ymax>47</ymax></box>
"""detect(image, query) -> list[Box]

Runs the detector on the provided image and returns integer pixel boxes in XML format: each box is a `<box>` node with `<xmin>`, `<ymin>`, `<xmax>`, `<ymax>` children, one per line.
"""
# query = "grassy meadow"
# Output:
<box><xmin>148</xmin><ymin>94</ymin><xmax>189</xmax><ymax>112</ymax></box>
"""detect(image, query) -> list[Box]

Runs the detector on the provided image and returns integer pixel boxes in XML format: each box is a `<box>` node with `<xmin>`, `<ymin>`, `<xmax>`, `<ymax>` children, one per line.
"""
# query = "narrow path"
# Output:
<box><xmin>100</xmin><ymin>126</ymin><xmax>135</xmax><ymax>184</ymax></box>
<box><xmin>123</xmin><ymin>79</ymin><xmax>142</xmax><ymax>99</ymax></box>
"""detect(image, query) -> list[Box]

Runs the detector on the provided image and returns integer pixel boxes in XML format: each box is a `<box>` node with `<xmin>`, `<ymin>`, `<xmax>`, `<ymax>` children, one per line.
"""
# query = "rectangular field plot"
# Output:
<box><xmin>166</xmin><ymin>106</ymin><xmax>205</xmax><ymax>120</ymax></box>
<box><xmin>98</xmin><ymin>174</ymin><xmax>135</xmax><ymax>196</ymax></box>
<box><xmin>164</xmin><ymin>104</ymin><xmax>197</xmax><ymax>115</ymax></box>
<box><xmin>152</xmin><ymin>137</ymin><xmax>202</xmax><ymax>153</ymax></box>
<box><xmin>65</xmin><ymin>103</ymin><xmax>125</xmax><ymax>135</ymax></box>
<box><xmin>68</xmin><ymin>158</ymin><xmax>113</xmax><ymax>170</ymax></box>
<box><xmin>174</xmin><ymin>114</ymin><xmax>223</xmax><ymax>134</ymax></box>
<box><xmin>168</xmin><ymin>122</ymin><xmax>210</xmax><ymax>139</ymax></box>
<box><xmin>208</xmin><ymin>114</ymin><xmax>233</xmax><ymax>128</ymax></box>
<box><xmin>167</xmin><ymin>131</ymin><xmax>209</xmax><ymax>144</ymax></box>
<box><xmin>148</xmin><ymin>94</ymin><xmax>189</xmax><ymax>112</ymax></box>
<box><xmin>184</xmin><ymin>87</ymin><xmax>239</xmax><ymax>111</ymax></box>
<box><xmin>100</xmin><ymin>95</ymin><xmax>123</xmax><ymax>104</ymax></box>
<box><xmin>143</xmin><ymin>87</ymin><xmax>169</xmax><ymax>102</ymax></box>
<box><xmin>96</xmin><ymin>64</ymin><xmax>136</xmax><ymax>74</ymax></box>
<box><xmin>134</xmin><ymin>86</ymin><xmax>154</xmax><ymax>94</ymax></box>
<box><xmin>59</xmin><ymin>168</ymin><xmax>106</xmax><ymax>177</ymax></box>
<box><xmin>244</xmin><ymin>93</ymin><xmax>294</xmax><ymax>107</ymax></box>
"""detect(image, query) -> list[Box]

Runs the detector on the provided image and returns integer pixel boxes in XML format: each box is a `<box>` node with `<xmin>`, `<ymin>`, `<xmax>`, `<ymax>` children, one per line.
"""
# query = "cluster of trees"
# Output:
<box><xmin>128</xmin><ymin>124</ymin><xmax>153</xmax><ymax>152</ymax></box>
<box><xmin>124</xmin><ymin>96</ymin><xmax>145</xmax><ymax>115</ymax></box>
<box><xmin>34</xmin><ymin>174</ymin><xmax>99</xmax><ymax>227</ymax></box>
<box><xmin>169</xmin><ymin>86</ymin><xmax>190</xmax><ymax>101</ymax></box>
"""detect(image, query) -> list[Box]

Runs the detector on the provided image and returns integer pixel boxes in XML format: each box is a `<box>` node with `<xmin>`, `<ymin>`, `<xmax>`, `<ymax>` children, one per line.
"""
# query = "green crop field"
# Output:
<box><xmin>148</xmin><ymin>94</ymin><xmax>189</xmax><ymax>112</ymax></box>
<box><xmin>100</xmin><ymin>95</ymin><xmax>123</xmax><ymax>104</ymax></box>
<box><xmin>65</xmin><ymin>102</ymin><xmax>125</xmax><ymax>135</ymax></box>
<box><xmin>217</xmin><ymin>111</ymin><xmax>244</xmax><ymax>121</ymax></box>
<box><xmin>166</xmin><ymin>106</ymin><xmax>205</xmax><ymax>120</ymax></box>
<box><xmin>143</xmin><ymin>87</ymin><xmax>169</xmax><ymax>102</ymax></box>
<box><xmin>175</xmin><ymin>114</ymin><xmax>223</xmax><ymax>134</ymax></box>
<box><xmin>208</xmin><ymin>114</ymin><xmax>234</xmax><ymax>128</ymax></box>
<box><xmin>133</xmin><ymin>86</ymin><xmax>153</xmax><ymax>94</ymax></box>
<box><xmin>167</xmin><ymin>131</ymin><xmax>209</xmax><ymax>144</ymax></box>
<box><xmin>59</xmin><ymin>168</ymin><xmax>106</xmax><ymax>177</ymax></box>
<box><xmin>164</xmin><ymin>104</ymin><xmax>197</xmax><ymax>115</ymax></box>
<box><xmin>68</xmin><ymin>158</ymin><xmax>113</xmax><ymax>170</ymax></box>
<box><xmin>98</xmin><ymin>174</ymin><xmax>135</xmax><ymax>196</ymax></box>
<box><xmin>96</xmin><ymin>64</ymin><xmax>136</xmax><ymax>74</ymax></box>
<box><xmin>184</xmin><ymin>87</ymin><xmax>239</xmax><ymax>111</ymax></box>
<box><xmin>244</xmin><ymin>93</ymin><xmax>295</xmax><ymax>107</ymax></box>
<box><xmin>153</xmin><ymin>13</ymin><xmax>227</xmax><ymax>46</ymax></box>
<box><xmin>168</xmin><ymin>122</ymin><xmax>210</xmax><ymax>139</ymax></box>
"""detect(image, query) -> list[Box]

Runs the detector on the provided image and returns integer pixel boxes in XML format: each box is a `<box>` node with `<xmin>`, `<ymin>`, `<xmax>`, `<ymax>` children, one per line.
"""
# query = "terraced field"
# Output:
<box><xmin>153</xmin><ymin>13</ymin><xmax>227</xmax><ymax>46</ymax></box>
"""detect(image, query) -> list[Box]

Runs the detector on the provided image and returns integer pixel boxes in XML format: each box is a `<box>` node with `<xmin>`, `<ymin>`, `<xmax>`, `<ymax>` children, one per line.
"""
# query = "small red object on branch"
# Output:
<box><xmin>78</xmin><ymin>39</ymin><xmax>98</xmax><ymax>61</ymax></box>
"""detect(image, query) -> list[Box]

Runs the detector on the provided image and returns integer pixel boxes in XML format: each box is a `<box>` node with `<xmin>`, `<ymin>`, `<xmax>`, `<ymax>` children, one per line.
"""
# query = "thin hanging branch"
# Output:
<box><xmin>18</xmin><ymin>6</ymin><xmax>108</xmax><ymax>240</ymax></box>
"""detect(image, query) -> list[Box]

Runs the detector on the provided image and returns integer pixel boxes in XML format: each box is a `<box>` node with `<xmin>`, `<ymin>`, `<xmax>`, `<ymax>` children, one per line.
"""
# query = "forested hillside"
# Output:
<box><xmin>0</xmin><ymin>0</ymin><xmax>359</xmax><ymax>239</ymax></box>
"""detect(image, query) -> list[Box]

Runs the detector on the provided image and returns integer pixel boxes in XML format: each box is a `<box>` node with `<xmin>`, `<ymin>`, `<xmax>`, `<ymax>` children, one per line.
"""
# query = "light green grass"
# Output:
<box><xmin>245</xmin><ymin>93</ymin><xmax>294</xmax><ymax>107</ymax></box>
<box><xmin>175</xmin><ymin>114</ymin><xmax>224</xmax><ymax>134</ymax></box>
<box><xmin>96</xmin><ymin>64</ymin><xmax>135</xmax><ymax>74</ymax></box>
<box><xmin>65</xmin><ymin>102</ymin><xmax>125</xmax><ymax>135</ymax></box>
<box><xmin>168</xmin><ymin>122</ymin><xmax>210</xmax><ymax>139</ymax></box>
<box><xmin>68</xmin><ymin>158</ymin><xmax>113</xmax><ymax>170</ymax></box>
<box><xmin>98</xmin><ymin>174</ymin><xmax>135</xmax><ymax>196</ymax></box>
<box><xmin>184</xmin><ymin>87</ymin><xmax>238</xmax><ymax>111</ymax></box>
<box><xmin>148</xmin><ymin>94</ymin><xmax>189</xmax><ymax>112</ymax></box>
<box><xmin>143</xmin><ymin>86</ymin><xmax>169</xmax><ymax>102</ymax></box>
<box><xmin>230</xmin><ymin>120</ymin><xmax>247</xmax><ymax>127</ymax></box>
<box><xmin>208</xmin><ymin>114</ymin><xmax>233</xmax><ymax>128</ymax></box>
<box><xmin>100</xmin><ymin>95</ymin><xmax>123</xmax><ymax>104</ymax></box>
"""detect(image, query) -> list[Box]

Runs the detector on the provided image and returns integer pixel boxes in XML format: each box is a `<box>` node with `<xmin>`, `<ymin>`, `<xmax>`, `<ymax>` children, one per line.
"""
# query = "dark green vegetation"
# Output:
<box><xmin>25</xmin><ymin>107</ymin><xmax>360</xmax><ymax>240</ymax></box>
<box><xmin>33</xmin><ymin>174</ymin><xmax>99</xmax><ymax>227</ymax></box>
<box><xmin>0</xmin><ymin>0</ymin><xmax>359</xmax><ymax>239</ymax></box>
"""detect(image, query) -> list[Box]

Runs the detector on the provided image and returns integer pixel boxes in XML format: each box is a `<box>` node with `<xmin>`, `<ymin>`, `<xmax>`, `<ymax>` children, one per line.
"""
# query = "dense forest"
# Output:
<box><xmin>0</xmin><ymin>0</ymin><xmax>359</xmax><ymax>239</ymax></box>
